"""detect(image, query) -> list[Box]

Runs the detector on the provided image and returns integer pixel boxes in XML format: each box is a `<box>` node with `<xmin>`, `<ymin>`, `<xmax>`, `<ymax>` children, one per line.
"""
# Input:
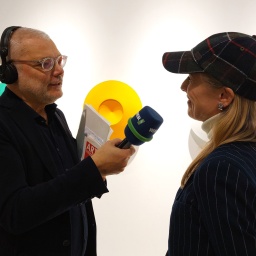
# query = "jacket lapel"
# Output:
<box><xmin>0</xmin><ymin>89</ymin><xmax>59</xmax><ymax>177</ymax></box>
<box><xmin>55</xmin><ymin>110</ymin><xmax>79</xmax><ymax>164</ymax></box>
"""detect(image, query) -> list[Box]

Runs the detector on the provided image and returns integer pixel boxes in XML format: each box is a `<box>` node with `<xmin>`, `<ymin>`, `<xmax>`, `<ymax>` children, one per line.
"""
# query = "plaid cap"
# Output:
<box><xmin>162</xmin><ymin>32</ymin><xmax>256</xmax><ymax>101</ymax></box>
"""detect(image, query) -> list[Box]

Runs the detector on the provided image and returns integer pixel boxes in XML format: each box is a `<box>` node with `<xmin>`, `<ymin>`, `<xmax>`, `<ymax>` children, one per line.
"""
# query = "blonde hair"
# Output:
<box><xmin>181</xmin><ymin>77</ymin><xmax>256</xmax><ymax>188</ymax></box>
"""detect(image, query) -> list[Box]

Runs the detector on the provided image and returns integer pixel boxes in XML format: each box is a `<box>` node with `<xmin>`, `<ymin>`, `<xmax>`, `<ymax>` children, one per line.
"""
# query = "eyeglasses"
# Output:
<box><xmin>9</xmin><ymin>55</ymin><xmax>67</xmax><ymax>72</ymax></box>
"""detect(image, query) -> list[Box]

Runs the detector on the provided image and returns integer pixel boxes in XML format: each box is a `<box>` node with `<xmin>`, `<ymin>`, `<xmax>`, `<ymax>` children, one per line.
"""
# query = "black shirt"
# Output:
<box><xmin>35</xmin><ymin>104</ymin><xmax>75</xmax><ymax>174</ymax></box>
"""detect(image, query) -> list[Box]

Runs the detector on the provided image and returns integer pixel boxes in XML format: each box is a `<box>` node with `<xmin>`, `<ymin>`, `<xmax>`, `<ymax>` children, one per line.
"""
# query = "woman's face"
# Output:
<box><xmin>181</xmin><ymin>73</ymin><xmax>224</xmax><ymax>121</ymax></box>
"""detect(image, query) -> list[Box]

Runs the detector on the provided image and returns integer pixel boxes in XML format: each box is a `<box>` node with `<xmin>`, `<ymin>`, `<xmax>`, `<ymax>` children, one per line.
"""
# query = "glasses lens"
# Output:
<box><xmin>42</xmin><ymin>58</ymin><xmax>54</xmax><ymax>71</ymax></box>
<box><xmin>58</xmin><ymin>55</ymin><xmax>67</xmax><ymax>68</ymax></box>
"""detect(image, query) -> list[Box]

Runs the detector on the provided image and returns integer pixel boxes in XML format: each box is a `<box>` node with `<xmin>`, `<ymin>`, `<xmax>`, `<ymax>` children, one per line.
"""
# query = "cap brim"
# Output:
<box><xmin>162</xmin><ymin>51</ymin><xmax>203</xmax><ymax>74</ymax></box>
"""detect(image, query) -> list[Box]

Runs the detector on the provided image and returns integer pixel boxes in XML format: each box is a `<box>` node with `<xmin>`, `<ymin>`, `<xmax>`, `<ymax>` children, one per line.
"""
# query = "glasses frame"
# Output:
<box><xmin>9</xmin><ymin>55</ymin><xmax>68</xmax><ymax>72</ymax></box>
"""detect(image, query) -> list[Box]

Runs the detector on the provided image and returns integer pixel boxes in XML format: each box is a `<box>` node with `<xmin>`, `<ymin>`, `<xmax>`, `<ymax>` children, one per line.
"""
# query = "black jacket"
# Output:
<box><xmin>0</xmin><ymin>88</ymin><xmax>108</xmax><ymax>255</ymax></box>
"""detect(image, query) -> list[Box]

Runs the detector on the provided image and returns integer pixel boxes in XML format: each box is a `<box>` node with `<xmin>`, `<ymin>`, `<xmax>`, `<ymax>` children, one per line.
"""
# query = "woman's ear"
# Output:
<box><xmin>219</xmin><ymin>87</ymin><xmax>235</xmax><ymax>108</ymax></box>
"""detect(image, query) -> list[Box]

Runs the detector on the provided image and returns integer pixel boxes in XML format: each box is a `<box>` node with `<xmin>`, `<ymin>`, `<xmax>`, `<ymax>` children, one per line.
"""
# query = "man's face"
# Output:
<box><xmin>10</xmin><ymin>36</ymin><xmax>64</xmax><ymax>109</ymax></box>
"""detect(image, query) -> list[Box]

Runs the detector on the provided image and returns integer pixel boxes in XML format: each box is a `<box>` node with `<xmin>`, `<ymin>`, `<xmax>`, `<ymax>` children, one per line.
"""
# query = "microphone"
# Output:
<box><xmin>118</xmin><ymin>106</ymin><xmax>164</xmax><ymax>149</ymax></box>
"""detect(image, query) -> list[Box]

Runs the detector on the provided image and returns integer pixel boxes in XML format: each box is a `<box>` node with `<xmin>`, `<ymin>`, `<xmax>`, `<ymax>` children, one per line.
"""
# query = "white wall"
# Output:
<box><xmin>1</xmin><ymin>1</ymin><xmax>256</xmax><ymax>255</ymax></box>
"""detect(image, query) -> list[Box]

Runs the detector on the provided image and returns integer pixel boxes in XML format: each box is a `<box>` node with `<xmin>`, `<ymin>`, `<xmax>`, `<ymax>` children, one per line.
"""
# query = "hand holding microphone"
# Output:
<box><xmin>118</xmin><ymin>106</ymin><xmax>164</xmax><ymax>149</ymax></box>
<box><xmin>91</xmin><ymin>106</ymin><xmax>163</xmax><ymax>179</ymax></box>
<box><xmin>91</xmin><ymin>138</ymin><xmax>135</xmax><ymax>179</ymax></box>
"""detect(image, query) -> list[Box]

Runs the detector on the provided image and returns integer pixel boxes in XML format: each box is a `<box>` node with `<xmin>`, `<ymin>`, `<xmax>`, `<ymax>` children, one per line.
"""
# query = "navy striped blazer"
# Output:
<box><xmin>166</xmin><ymin>141</ymin><xmax>256</xmax><ymax>256</ymax></box>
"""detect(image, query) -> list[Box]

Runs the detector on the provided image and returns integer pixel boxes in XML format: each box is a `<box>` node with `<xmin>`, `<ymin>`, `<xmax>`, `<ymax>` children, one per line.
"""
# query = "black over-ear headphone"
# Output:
<box><xmin>0</xmin><ymin>26</ymin><xmax>21</xmax><ymax>84</ymax></box>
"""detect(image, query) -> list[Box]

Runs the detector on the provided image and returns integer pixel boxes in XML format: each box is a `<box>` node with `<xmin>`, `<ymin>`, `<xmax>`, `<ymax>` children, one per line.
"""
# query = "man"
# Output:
<box><xmin>0</xmin><ymin>26</ymin><xmax>135</xmax><ymax>256</ymax></box>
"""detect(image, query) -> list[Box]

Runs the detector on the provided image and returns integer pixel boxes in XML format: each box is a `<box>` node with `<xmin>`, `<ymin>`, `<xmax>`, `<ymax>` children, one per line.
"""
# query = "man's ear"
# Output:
<box><xmin>219</xmin><ymin>87</ymin><xmax>235</xmax><ymax>108</ymax></box>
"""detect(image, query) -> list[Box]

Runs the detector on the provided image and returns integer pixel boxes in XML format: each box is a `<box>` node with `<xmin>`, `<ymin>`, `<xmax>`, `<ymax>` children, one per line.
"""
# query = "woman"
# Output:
<box><xmin>163</xmin><ymin>32</ymin><xmax>256</xmax><ymax>255</ymax></box>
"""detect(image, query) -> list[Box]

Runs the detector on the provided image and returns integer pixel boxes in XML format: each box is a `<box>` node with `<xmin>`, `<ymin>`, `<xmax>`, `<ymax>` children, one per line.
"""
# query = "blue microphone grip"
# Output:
<box><xmin>117</xmin><ymin>106</ymin><xmax>163</xmax><ymax>149</ymax></box>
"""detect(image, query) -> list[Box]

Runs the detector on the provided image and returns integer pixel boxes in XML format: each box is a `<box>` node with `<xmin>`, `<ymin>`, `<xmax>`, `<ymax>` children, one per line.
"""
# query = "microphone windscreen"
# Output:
<box><xmin>124</xmin><ymin>106</ymin><xmax>163</xmax><ymax>145</ymax></box>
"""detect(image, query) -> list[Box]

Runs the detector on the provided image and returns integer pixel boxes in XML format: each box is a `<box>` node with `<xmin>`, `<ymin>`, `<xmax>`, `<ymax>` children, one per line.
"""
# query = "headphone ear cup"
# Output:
<box><xmin>0</xmin><ymin>26</ymin><xmax>21</xmax><ymax>84</ymax></box>
<box><xmin>0</xmin><ymin>63</ymin><xmax>18</xmax><ymax>84</ymax></box>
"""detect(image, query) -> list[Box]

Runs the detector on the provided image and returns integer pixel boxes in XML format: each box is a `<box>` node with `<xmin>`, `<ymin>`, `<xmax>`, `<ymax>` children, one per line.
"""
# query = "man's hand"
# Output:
<box><xmin>91</xmin><ymin>138</ymin><xmax>136</xmax><ymax>179</ymax></box>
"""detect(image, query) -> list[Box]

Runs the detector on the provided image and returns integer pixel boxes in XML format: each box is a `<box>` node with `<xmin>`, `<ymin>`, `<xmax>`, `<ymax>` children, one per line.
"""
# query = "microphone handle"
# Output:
<box><xmin>117</xmin><ymin>138</ymin><xmax>132</xmax><ymax>149</ymax></box>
